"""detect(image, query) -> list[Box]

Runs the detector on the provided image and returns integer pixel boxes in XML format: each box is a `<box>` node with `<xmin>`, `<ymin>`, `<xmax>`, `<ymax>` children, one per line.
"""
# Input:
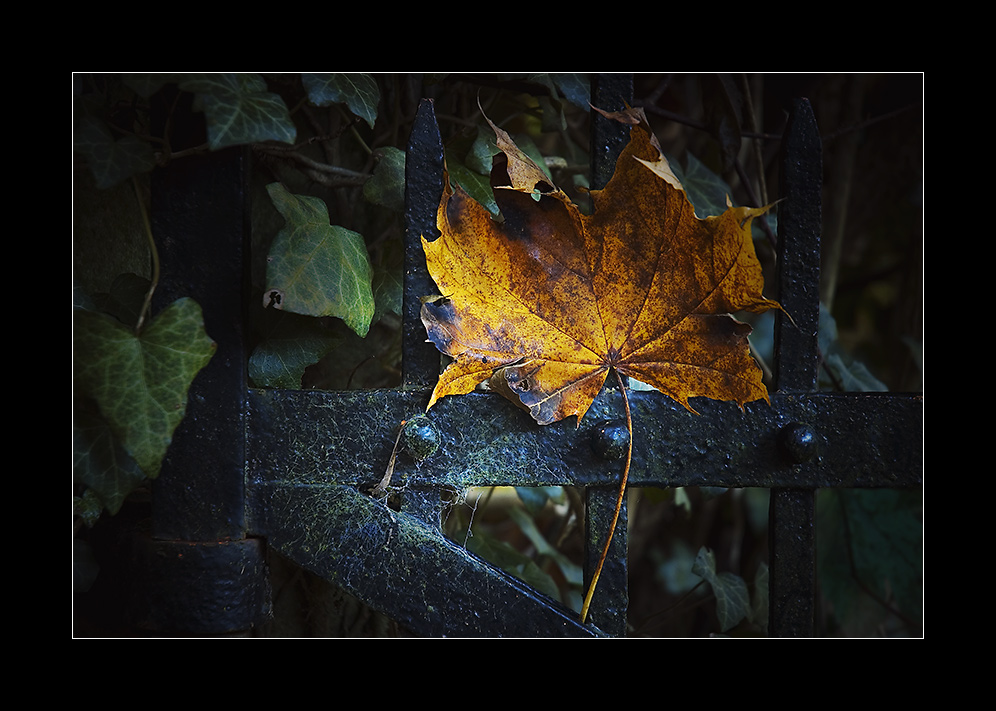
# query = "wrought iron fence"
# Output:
<box><xmin>125</xmin><ymin>75</ymin><xmax>922</xmax><ymax>637</ymax></box>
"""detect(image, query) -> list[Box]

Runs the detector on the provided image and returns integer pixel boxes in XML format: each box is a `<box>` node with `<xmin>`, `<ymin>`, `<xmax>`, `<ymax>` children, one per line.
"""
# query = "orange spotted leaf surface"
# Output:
<box><xmin>421</xmin><ymin>113</ymin><xmax>779</xmax><ymax>426</ymax></box>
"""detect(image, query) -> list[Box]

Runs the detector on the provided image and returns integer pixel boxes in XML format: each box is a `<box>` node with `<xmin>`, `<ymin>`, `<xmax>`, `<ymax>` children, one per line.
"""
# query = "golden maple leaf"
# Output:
<box><xmin>418</xmin><ymin>110</ymin><xmax>780</xmax><ymax>624</ymax></box>
<box><xmin>421</xmin><ymin>112</ymin><xmax>779</xmax><ymax>426</ymax></box>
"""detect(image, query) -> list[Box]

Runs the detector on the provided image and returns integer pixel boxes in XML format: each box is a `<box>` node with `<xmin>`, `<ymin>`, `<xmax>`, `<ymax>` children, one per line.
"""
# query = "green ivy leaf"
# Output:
<box><xmin>302</xmin><ymin>73</ymin><xmax>380</xmax><ymax>128</ymax></box>
<box><xmin>466</xmin><ymin>125</ymin><xmax>500</xmax><ymax>175</ymax></box>
<box><xmin>818</xmin><ymin>305</ymin><xmax>888</xmax><ymax>392</ymax></box>
<box><xmin>74</xmin><ymin>490</ymin><xmax>106</xmax><ymax>530</ymax></box>
<box><xmin>248</xmin><ymin>311</ymin><xmax>340</xmax><ymax>389</ymax></box>
<box><xmin>372</xmin><ymin>265</ymin><xmax>403</xmax><ymax>323</ymax></box>
<box><xmin>91</xmin><ymin>273</ymin><xmax>152</xmax><ymax>329</ymax></box>
<box><xmin>443</xmin><ymin>129</ymin><xmax>552</xmax><ymax>219</ymax></box>
<box><xmin>263</xmin><ymin>182</ymin><xmax>375</xmax><ymax>337</ymax></box>
<box><xmin>74</xmin><ymin>297</ymin><xmax>217</xmax><ymax>479</ymax></box>
<box><xmin>362</xmin><ymin>147</ymin><xmax>406</xmax><ymax>212</ymax></box>
<box><xmin>439</xmin><ymin>127</ymin><xmax>501</xmax><ymax>215</ymax></box>
<box><xmin>670</xmin><ymin>151</ymin><xmax>776</xmax><ymax>239</ymax></box>
<box><xmin>74</xmin><ymin>402</ymin><xmax>147</xmax><ymax>515</ymax></box>
<box><xmin>74</xmin><ymin>114</ymin><xmax>156</xmax><ymax>189</ymax></box>
<box><xmin>178</xmin><ymin>73</ymin><xmax>296</xmax><ymax>149</ymax></box>
<box><xmin>446</xmin><ymin>157</ymin><xmax>497</xmax><ymax>216</ymax></box>
<box><xmin>817</xmin><ymin>489</ymin><xmax>922</xmax><ymax>634</ymax></box>
<box><xmin>692</xmin><ymin>546</ymin><xmax>751</xmax><ymax>632</ymax></box>
<box><xmin>672</xmin><ymin>152</ymin><xmax>734</xmax><ymax>218</ymax></box>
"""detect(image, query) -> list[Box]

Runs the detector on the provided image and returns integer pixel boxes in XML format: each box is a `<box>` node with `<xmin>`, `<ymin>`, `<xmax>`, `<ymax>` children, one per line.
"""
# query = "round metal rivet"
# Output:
<box><xmin>591</xmin><ymin>420</ymin><xmax>630</xmax><ymax>460</ymax></box>
<box><xmin>401</xmin><ymin>415</ymin><xmax>441</xmax><ymax>462</ymax></box>
<box><xmin>780</xmin><ymin>422</ymin><xmax>818</xmax><ymax>463</ymax></box>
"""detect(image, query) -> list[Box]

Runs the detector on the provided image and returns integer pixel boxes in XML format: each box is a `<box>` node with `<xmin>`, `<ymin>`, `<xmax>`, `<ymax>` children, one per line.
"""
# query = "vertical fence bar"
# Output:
<box><xmin>401</xmin><ymin>98</ymin><xmax>447</xmax><ymax>527</ymax></box>
<box><xmin>769</xmin><ymin>97</ymin><xmax>823</xmax><ymax>637</ymax></box>
<box><xmin>129</xmin><ymin>113</ymin><xmax>270</xmax><ymax>634</ymax></box>
<box><xmin>583</xmin><ymin>73</ymin><xmax>635</xmax><ymax>636</ymax></box>
<box><xmin>403</xmin><ymin>98</ymin><xmax>445</xmax><ymax>391</ymax></box>
<box><xmin>774</xmin><ymin>98</ymin><xmax>823</xmax><ymax>394</ymax></box>
<box><xmin>150</xmin><ymin>145</ymin><xmax>250</xmax><ymax>542</ymax></box>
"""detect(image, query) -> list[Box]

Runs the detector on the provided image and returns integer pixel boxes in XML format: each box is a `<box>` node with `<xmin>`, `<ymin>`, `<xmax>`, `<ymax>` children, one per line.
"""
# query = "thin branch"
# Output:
<box><xmin>253</xmin><ymin>144</ymin><xmax>370</xmax><ymax>183</ymax></box>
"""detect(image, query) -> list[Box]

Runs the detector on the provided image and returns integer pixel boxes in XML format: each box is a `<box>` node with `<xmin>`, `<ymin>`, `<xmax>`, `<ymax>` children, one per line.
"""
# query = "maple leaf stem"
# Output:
<box><xmin>580</xmin><ymin>368</ymin><xmax>632</xmax><ymax>626</ymax></box>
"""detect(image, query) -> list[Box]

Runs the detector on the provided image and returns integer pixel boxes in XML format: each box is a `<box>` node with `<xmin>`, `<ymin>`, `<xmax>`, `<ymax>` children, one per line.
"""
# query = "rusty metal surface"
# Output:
<box><xmin>245</xmin><ymin>387</ymin><xmax>922</xmax><ymax>492</ymax></box>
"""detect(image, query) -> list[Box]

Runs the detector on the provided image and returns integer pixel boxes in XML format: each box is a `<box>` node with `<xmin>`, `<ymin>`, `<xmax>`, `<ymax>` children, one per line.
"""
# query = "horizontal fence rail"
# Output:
<box><xmin>245</xmin><ymin>388</ymin><xmax>922</xmax><ymax>492</ymax></box>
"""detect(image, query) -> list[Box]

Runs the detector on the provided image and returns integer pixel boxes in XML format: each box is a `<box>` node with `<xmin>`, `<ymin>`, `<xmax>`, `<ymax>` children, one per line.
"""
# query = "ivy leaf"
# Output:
<box><xmin>362</xmin><ymin>146</ymin><xmax>406</xmax><ymax>212</ymax></box>
<box><xmin>439</xmin><ymin>126</ymin><xmax>504</xmax><ymax>216</ymax></box>
<box><xmin>91</xmin><ymin>273</ymin><xmax>152</xmax><ymax>329</ymax></box>
<box><xmin>817</xmin><ymin>489</ymin><xmax>922</xmax><ymax>633</ymax></box>
<box><xmin>667</xmin><ymin>151</ymin><xmax>776</xmax><ymax>242</ymax></box>
<box><xmin>445</xmin><ymin>154</ymin><xmax>498</xmax><ymax>216</ymax></box>
<box><xmin>675</xmin><ymin>151</ymin><xmax>737</xmax><ymax>219</ymax></box>
<box><xmin>74</xmin><ymin>114</ymin><xmax>156</xmax><ymax>189</ymax></box>
<box><xmin>74</xmin><ymin>297</ymin><xmax>217</xmax><ymax>479</ymax></box>
<box><xmin>263</xmin><ymin>182</ymin><xmax>375</xmax><ymax>337</ymax></box>
<box><xmin>465</xmin><ymin>125</ymin><xmax>502</xmax><ymax>175</ymax></box>
<box><xmin>179</xmin><ymin>73</ymin><xmax>296</xmax><ymax>149</ymax></box>
<box><xmin>74</xmin><ymin>401</ymin><xmax>148</xmax><ymax>515</ymax></box>
<box><xmin>818</xmin><ymin>306</ymin><xmax>888</xmax><ymax>392</ymax></box>
<box><xmin>74</xmin><ymin>490</ymin><xmax>105</xmax><ymax>530</ymax></box>
<box><xmin>302</xmin><ymin>73</ymin><xmax>380</xmax><ymax>128</ymax></box>
<box><xmin>692</xmin><ymin>546</ymin><xmax>751</xmax><ymax>632</ymax></box>
<box><xmin>248</xmin><ymin>311</ymin><xmax>340</xmax><ymax>389</ymax></box>
<box><xmin>372</xmin><ymin>264</ymin><xmax>403</xmax><ymax>323</ymax></box>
